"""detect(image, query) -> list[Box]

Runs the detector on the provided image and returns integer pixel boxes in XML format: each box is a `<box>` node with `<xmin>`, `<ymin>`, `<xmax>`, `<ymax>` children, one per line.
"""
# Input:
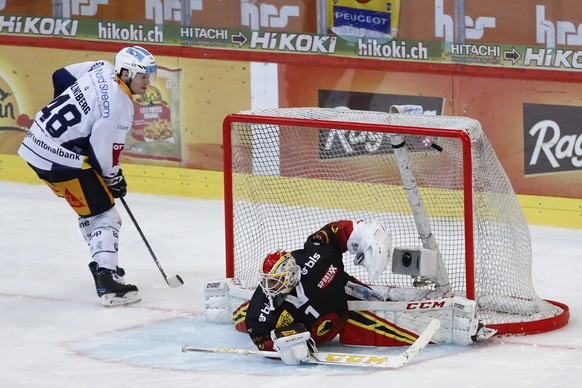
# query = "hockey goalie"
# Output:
<box><xmin>204</xmin><ymin>220</ymin><xmax>496</xmax><ymax>365</ymax></box>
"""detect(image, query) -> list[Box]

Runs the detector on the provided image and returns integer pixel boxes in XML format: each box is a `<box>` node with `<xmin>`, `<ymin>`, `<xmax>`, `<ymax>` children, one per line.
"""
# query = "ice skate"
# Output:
<box><xmin>89</xmin><ymin>261</ymin><xmax>141</xmax><ymax>307</ymax></box>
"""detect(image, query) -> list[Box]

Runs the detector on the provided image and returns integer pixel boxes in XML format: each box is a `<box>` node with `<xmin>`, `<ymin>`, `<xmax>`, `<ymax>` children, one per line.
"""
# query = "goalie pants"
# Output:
<box><xmin>29</xmin><ymin>164</ymin><xmax>121</xmax><ymax>270</ymax></box>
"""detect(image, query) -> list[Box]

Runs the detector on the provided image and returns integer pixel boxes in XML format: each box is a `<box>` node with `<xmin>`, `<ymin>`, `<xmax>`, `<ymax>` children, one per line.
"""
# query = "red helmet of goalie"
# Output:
<box><xmin>259</xmin><ymin>250</ymin><xmax>301</xmax><ymax>308</ymax></box>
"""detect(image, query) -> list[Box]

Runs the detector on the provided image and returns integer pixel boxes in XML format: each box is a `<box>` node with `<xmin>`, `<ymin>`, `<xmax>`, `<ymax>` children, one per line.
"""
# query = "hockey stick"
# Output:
<box><xmin>119</xmin><ymin>196</ymin><xmax>184</xmax><ymax>288</ymax></box>
<box><xmin>182</xmin><ymin>319</ymin><xmax>440</xmax><ymax>368</ymax></box>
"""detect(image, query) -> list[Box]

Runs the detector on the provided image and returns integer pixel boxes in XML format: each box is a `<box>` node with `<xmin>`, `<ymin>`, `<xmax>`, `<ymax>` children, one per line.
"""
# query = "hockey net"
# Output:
<box><xmin>223</xmin><ymin>107</ymin><xmax>569</xmax><ymax>335</ymax></box>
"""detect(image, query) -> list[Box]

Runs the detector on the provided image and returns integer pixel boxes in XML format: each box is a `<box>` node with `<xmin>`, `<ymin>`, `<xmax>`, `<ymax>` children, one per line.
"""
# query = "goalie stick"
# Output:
<box><xmin>182</xmin><ymin>318</ymin><xmax>440</xmax><ymax>368</ymax></box>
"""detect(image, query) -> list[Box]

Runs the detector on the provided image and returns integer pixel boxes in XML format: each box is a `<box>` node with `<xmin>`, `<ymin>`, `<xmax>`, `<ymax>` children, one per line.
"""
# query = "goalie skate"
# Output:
<box><xmin>473</xmin><ymin>323</ymin><xmax>497</xmax><ymax>342</ymax></box>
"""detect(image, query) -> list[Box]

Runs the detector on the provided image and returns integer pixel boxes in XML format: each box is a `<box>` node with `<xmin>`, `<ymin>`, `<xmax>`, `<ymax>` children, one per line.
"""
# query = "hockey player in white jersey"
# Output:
<box><xmin>18</xmin><ymin>46</ymin><xmax>157</xmax><ymax>306</ymax></box>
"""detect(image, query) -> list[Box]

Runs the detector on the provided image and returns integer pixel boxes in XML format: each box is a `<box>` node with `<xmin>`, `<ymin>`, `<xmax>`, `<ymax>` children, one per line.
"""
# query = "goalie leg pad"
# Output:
<box><xmin>342</xmin><ymin>296</ymin><xmax>490</xmax><ymax>346</ymax></box>
<box><xmin>344</xmin><ymin>280</ymin><xmax>388</xmax><ymax>301</ymax></box>
<box><xmin>204</xmin><ymin>278</ymin><xmax>253</xmax><ymax>324</ymax></box>
<box><xmin>452</xmin><ymin>296</ymin><xmax>480</xmax><ymax>345</ymax></box>
<box><xmin>204</xmin><ymin>280</ymin><xmax>231</xmax><ymax>323</ymax></box>
<box><xmin>341</xmin><ymin>309</ymin><xmax>423</xmax><ymax>346</ymax></box>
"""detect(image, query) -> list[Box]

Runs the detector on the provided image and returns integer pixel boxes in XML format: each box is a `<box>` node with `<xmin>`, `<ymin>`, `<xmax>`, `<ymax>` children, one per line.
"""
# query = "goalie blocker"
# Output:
<box><xmin>203</xmin><ymin>279</ymin><xmax>496</xmax><ymax>346</ymax></box>
<box><xmin>271</xmin><ymin>323</ymin><xmax>316</xmax><ymax>365</ymax></box>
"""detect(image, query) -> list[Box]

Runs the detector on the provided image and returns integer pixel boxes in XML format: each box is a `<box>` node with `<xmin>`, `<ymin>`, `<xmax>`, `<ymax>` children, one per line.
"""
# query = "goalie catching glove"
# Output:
<box><xmin>271</xmin><ymin>323</ymin><xmax>316</xmax><ymax>365</ymax></box>
<box><xmin>347</xmin><ymin>221</ymin><xmax>392</xmax><ymax>281</ymax></box>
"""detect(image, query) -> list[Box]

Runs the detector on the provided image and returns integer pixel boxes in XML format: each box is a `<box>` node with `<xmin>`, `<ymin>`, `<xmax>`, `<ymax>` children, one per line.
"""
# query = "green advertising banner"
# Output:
<box><xmin>2</xmin><ymin>14</ymin><xmax>582</xmax><ymax>72</ymax></box>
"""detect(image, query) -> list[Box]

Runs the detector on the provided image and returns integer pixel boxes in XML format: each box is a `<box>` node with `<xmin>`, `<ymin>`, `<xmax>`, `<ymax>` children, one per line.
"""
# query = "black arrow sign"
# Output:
<box><xmin>504</xmin><ymin>48</ymin><xmax>521</xmax><ymax>64</ymax></box>
<box><xmin>231</xmin><ymin>32</ymin><xmax>247</xmax><ymax>47</ymax></box>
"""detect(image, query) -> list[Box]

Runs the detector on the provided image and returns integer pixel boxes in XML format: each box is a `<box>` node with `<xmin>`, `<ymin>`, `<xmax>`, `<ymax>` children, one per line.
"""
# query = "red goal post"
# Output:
<box><xmin>222</xmin><ymin>107</ymin><xmax>569</xmax><ymax>336</ymax></box>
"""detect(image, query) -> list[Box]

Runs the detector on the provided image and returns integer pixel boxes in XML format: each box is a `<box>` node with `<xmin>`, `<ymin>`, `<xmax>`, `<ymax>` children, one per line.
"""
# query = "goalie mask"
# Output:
<box><xmin>259</xmin><ymin>250</ymin><xmax>301</xmax><ymax>309</ymax></box>
<box><xmin>115</xmin><ymin>46</ymin><xmax>157</xmax><ymax>82</ymax></box>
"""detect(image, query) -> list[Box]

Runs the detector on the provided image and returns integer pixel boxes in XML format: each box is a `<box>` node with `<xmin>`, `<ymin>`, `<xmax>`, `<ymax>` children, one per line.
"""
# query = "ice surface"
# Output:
<box><xmin>0</xmin><ymin>181</ymin><xmax>580</xmax><ymax>387</ymax></box>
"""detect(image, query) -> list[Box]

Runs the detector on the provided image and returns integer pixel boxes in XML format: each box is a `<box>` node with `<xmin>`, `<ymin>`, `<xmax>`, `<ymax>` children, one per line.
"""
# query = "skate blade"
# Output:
<box><xmin>477</xmin><ymin>327</ymin><xmax>498</xmax><ymax>342</ymax></box>
<box><xmin>101</xmin><ymin>291</ymin><xmax>141</xmax><ymax>307</ymax></box>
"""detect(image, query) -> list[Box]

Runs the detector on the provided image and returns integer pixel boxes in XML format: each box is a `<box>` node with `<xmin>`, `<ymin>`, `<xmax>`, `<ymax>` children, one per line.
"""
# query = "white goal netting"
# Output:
<box><xmin>223</xmin><ymin>107</ymin><xmax>567</xmax><ymax>334</ymax></box>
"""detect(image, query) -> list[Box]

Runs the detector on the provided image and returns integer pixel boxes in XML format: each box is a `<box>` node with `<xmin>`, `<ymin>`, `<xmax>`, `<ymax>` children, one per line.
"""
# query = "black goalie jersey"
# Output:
<box><xmin>244</xmin><ymin>221</ymin><xmax>359</xmax><ymax>351</ymax></box>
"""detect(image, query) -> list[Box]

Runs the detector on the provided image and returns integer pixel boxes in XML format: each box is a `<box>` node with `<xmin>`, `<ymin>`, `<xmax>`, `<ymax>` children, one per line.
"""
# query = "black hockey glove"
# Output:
<box><xmin>104</xmin><ymin>170</ymin><xmax>127</xmax><ymax>198</ymax></box>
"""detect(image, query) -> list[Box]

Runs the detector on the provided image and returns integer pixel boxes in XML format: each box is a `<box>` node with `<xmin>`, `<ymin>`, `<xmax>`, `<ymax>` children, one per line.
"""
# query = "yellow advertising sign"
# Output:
<box><xmin>0</xmin><ymin>71</ymin><xmax>30</xmax><ymax>154</ymax></box>
<box><xmin>125</xmin><ymin>67</ymin><xmax>182</xmax><ymax>166</ymax></box>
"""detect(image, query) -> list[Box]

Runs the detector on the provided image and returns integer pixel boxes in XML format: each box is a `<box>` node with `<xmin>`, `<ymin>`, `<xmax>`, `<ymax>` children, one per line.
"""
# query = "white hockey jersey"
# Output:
<box><xmin>63</xmin><ymin>61</ymin><xmax>108</xmax><ymax>79</ymax></box>
<box><xmin>18</xmin><ymin>61</ymin><xmax>134</xmax><ymax>179</ymax></box>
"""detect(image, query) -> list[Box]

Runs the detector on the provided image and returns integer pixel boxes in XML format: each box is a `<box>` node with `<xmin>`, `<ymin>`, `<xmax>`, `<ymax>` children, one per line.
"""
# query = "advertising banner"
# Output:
<box><xmin>327</xmin><ymin>0</ymin><xmax>401</xmax><ymax>41</ymax></box>
<box><xmin>125</xmin><ymin>66</ymin><xmax>182</xmax><ymax>165</ymax></box>
<box><xmin>318</xmin><ymin>89</ymin><xmax>443</xmax><ymax>160</ymax></box>
<box><xmin>1</xmin><ymin>1</ymin><xmax>581</xmax><ymax>200</ymax></box>
<box><xmin>2</xmin><ymin>0</ymin><xmax>582</xmax><ymax>50</ymax></box>
<box><xmin>0</xmin><ymin>0</ymin><xmax>316</xmax><ymax>31</ymax></box>
<box><xmin>277</xmin><ymin>62</ymin><xmax>582</xmax><ymax>199</ymax></box>
<box><xmin>0</xmin><ymin>75</ymin><xmax>28</xmax><ymax>154</ymax></box>
<box><xmin>1</xmin><ymin>0</ymin><xmax>582</xmax><ymax>78</ymax></box>
<box><xmin>0</xmin><ymin>0</ymin><xmax>51</xmax><ymax>16</ymax></box>
<box><xmin>0</xmin><ymin>46</ymin><xmax>251</xmax><ymax>171</ymax></box>
<box><xmin>3</xmin><ymin>17</ymin><xmax>582</xmax><ymax>75</ymax></box>
<box><xmin>399</xmin><ymin>0</ymin><xmax>582</xmax><ymax>48</ymax></box>
<box><xmin>523</xmin><ymin>104</ymin><xmax>582</xmax><ymax>176</ymax></box>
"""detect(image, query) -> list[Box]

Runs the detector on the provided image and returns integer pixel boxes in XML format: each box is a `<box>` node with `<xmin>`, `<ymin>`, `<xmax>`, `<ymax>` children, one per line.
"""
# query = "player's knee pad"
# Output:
<box><xmin>79</xmin><ymin>207</ymin><xmax>121</xmax><ymax>241</ymax></box>
<box><xmin>79</xmin><ymin>207</ymin><xmax>122</xmax><ymax>269</ymax></box>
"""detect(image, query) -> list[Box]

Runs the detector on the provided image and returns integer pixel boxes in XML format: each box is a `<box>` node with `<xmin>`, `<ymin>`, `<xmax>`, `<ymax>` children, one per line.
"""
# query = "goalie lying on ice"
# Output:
<box><xmin>204</xmin><ymin>220</ymin><xmax>495</xmax><ymax>355</ymax></box>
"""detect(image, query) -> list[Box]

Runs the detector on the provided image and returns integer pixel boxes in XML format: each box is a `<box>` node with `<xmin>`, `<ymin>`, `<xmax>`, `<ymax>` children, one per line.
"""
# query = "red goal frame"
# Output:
<box><xmin>222</xmin><ymin>112</ymin><xmax>569</xmax><ymax>336</ymax></box>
